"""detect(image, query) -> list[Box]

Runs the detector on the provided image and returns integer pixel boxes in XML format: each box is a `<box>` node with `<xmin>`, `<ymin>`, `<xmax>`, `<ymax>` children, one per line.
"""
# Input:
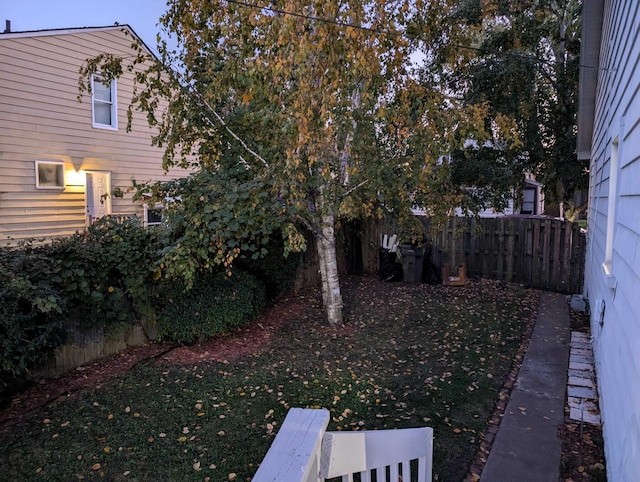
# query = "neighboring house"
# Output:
<box><xmin>450</xmin><ymin>175</ymin><xmax>545</xmax><ymax>218</ymax></box>
<box><xmin>578</xmin><ymin>0</ymin><xmax>640</xmax><ymax>480</ymax></box>
<box><xmin>0</xmin><ymin>25</ymin><xmax>187</xmax><ymax>244</ymax></box>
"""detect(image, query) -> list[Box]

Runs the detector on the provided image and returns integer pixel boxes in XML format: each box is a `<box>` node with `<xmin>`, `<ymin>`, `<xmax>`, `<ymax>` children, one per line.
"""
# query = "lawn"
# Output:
<box><xmin>0</xmin><ymin>276</ymin><xmax>538</xmax><ymax>481</ymax></box>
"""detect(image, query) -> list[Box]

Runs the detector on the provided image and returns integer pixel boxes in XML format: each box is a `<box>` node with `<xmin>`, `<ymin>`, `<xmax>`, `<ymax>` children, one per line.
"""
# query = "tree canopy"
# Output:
<box><xmin>426</xmin><ymin>0</ymin><xmax>584</xmax><ymax>212</ymax></box>
<box><xmin>79</xmin><ymin>0</ymin><xmax>576</xmax><ymax>323</ymax></box>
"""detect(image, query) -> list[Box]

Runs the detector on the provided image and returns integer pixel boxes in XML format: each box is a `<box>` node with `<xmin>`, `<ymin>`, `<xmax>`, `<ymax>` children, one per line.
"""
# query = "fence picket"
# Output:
<box><xmin>356</xmin><ymin>216</ymin><xmax>585</xmax><ymax>294</ymax></box>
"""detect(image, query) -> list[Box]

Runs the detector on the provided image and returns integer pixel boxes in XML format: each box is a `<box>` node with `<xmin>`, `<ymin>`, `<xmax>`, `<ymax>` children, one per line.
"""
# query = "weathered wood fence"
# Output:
<box><xmin>360</xmin><ymin>215</ymin><xmax>586</xmax><ymax>294</ymax></box>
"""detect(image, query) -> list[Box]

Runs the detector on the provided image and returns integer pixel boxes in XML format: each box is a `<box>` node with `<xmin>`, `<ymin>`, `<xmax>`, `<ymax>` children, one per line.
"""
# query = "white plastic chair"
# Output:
<box><xmin>319</xmin><ymin>427</ymin><xmax>433</xmax><ymax>482</ymax></box>
<box><xmin>253</xmin><ymin>408</ymin><xmax>433</xmax><ymax>482</ymax></box>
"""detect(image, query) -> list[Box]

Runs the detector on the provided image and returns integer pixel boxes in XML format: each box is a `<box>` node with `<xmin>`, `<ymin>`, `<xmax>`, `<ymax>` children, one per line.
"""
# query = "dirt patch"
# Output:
<box><xmin>560</xmin><ymin>421</ymin><xmax>607</xmax><ymax>481</ymax></box>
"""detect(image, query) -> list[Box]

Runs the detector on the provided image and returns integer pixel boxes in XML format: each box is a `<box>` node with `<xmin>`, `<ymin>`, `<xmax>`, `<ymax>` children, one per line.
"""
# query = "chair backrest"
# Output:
<box><xmin>319</xmin><ymin>427</ymin><xmax>433</xmax><ymax>482</ymax></box>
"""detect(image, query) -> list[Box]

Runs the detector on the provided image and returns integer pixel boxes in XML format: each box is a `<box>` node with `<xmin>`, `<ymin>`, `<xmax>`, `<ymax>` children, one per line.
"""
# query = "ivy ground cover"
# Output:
<box><xmin>0</xmin><ymin>276</ymin><xmax>538</xmax><ymax>481</ymax></box>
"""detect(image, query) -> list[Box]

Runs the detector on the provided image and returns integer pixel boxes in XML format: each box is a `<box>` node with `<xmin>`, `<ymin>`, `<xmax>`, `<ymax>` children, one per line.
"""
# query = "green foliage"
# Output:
<box><xmin>132</xmin><ymin>165</ymin><xmax>298</xmax><ymax>288</ymax></box>
<box><xmin>0</xmin><ymin>252</ymin><xmax>66</xmax><ymax>377</ymax></box>
<box><xmin>429</xmin><ymin>0</ymin><xmax>585</xmax><ymax>205</ymax></box>
<box><xmin>156</xmin><ymin>270</ymin><xmax>267</xmax><ymax>345</ymax></box>
<box><xmin>0</xmin><ymin>218</ymin><xmax>164</xmax><ymax>380</ymax></box>
<box><xmin>0</xmin><ymin>216</ymin><xmax>295</xmax><ymax>378</ymax></box>
<box><xmin>79</xmin><ymin>1</ymin><xmax>493</xmax><ymax>325</ymax></box>
<box><xmin>236</xmin><ymin>234</ymin><xmax>303</xmax><ymax>299</ymax></box>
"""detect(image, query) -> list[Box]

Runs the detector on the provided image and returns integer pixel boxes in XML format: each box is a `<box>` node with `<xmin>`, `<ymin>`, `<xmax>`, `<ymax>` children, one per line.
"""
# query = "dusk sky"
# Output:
<box><xmin>2</xmin><ymin>0</ymin><xmax>169</xmax><ymax>51</ymax></box>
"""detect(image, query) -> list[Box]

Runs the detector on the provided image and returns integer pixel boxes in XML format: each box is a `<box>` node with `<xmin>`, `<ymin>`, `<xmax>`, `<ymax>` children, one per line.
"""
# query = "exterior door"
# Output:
<box><xmin>86</xmin><ymin>172</ymin><xmax>112</xmax><ymax>224</ymax></box>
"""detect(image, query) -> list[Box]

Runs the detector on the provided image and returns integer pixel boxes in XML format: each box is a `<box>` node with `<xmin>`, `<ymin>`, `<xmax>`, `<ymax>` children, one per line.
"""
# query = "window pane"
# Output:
<box><xmin>94</xmin><ymin>80</ymin><xmax>112</xmax><ymax>102</ymax></box>
<box><xmin>94</xmin><ymin>102</ymin><xmax>112</xmax><ymax>125</ymax></box>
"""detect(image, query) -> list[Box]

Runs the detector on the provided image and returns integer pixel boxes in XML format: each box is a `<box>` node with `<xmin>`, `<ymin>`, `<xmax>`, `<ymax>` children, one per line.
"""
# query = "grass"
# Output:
<box><xmin>0</xmin><ymin>276</ymin><xmax>538</xmax><ymax>481</ymax></box>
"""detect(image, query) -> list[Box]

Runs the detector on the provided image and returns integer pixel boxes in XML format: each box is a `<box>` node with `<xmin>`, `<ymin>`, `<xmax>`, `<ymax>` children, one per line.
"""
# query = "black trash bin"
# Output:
<box><xmin>399</xmin><ymin>244</ymin><xmax>425</xmax><ymax>283</ymax></box>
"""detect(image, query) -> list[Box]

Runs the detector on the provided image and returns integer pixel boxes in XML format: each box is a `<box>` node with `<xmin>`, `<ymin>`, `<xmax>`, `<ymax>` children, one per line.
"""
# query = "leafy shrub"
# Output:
<box><xmin>156</xmin><ymin>270</ymin><xmax>267</xmax><ymax>344</ymax></box>
<box><xmin>0</xmin><ymin>218</ymin><xmax>163</xmax><ymax>381</ymax></box>
<box><xmin>236</xmin><ymin>235</ymin><xmax>302</xmax><ymax>299</ymax></box>
<box><xmin>0</xmin><ymin>250</ymin><xmax>66</xmax><ymax>379</ymax></box>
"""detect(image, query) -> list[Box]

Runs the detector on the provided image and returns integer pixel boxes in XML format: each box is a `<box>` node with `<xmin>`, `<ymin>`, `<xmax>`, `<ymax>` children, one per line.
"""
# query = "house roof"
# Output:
<box><xmin>0</xmin><ymin>24</ymin><xmax>158</xmax><ymax>61</ymax></box>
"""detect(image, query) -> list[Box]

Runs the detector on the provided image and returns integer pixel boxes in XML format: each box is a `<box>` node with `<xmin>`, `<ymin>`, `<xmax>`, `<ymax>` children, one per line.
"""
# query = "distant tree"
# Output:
<box><xmin>80</xmin><ymin>1</ymin><xmax>493</xmax><ymax>324</ymax></box>
<box><xmin>418</xmin><ymin>0</ymin><xmax>584</xmax><ymax>212</ymax></box>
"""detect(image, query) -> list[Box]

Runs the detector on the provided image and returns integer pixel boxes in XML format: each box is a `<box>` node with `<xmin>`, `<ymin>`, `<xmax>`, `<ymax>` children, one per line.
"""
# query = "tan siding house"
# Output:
<box><xmin>0</xmin><ymin>25</ymin><xmax>188</xmax><ymax>244</ymax></box>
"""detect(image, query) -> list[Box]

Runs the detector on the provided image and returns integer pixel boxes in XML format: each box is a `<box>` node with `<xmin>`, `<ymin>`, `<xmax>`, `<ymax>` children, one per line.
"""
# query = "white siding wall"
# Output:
<box><xmin>0</xmin><ymin>27</ymin><xmax>188</xmax><ymax>244</ymax></box>
<box><xmin>584</xmin><ymin>1</ymin><xmax>640</xmax><ymax>479</ymax></box>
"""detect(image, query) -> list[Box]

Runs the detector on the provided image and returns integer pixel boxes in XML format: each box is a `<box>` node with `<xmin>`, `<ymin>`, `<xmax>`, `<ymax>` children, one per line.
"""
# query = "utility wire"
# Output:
<box><xmin>225</xmin><ymin>0</ymin><xmax>402</xmax><ymax>37</ymax></box>
<box><xmin>225</xmin><ymin>0</ymin><xmax>603</xmax><ymax>70</ymax></box>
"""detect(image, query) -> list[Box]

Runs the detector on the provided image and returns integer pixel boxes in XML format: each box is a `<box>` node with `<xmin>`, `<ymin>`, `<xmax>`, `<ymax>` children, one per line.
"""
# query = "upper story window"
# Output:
<box><xmin>92</xmin><ymin>75</ymin><xmax>117</xmax><ymax>130</ymax></box>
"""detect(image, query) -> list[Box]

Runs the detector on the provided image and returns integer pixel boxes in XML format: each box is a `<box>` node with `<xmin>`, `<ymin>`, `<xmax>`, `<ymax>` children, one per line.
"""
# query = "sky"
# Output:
<box><xmin>1</xmin><ymin>0</ymin><xmax>169</xmax><ymax>52</ymax></box>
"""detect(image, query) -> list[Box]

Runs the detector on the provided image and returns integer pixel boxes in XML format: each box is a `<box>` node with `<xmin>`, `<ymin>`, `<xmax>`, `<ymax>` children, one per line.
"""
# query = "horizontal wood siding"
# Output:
<box><xmin>582</xmin><ymin>0</ymin><xmax>640</xmax><ymax>480</ymax></box>
<box><xmin>0</xmin><ymin>27</ymin><xmax>189</xmax><ymax>244</ymax></box>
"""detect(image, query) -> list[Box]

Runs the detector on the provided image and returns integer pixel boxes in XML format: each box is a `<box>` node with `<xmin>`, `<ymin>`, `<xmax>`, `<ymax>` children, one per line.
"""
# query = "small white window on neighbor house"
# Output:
<box><xmin>35</xmin><ymin>160</ymin><xmax>65</xmax><ymax>189</ymax></box>
<box><xmin>92</xmin><ymin>75</ymin><xmax>117</xmax><ymax>129</ymax></box>
<box><xmin>144</xmin><ymin>203</ymin><xmax>164</xmax><ymax>227</ymax></box>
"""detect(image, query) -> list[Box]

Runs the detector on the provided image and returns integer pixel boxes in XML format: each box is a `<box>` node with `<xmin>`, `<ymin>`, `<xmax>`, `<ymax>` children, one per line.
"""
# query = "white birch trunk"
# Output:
<box><xmin>314</xmin><ymin>191</ymin><xmax>343</xmax><ymax>325</ymax></box>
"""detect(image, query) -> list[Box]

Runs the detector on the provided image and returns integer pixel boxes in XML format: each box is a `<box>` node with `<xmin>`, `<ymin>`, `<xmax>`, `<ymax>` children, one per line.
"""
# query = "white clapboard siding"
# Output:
<box><xmin>582</xmin><ymin>0</ymin><xmax>640</xmax><ymax>480</ymax></box>
<box><xmin>0</xmin><ymin>26</ymin><xmax>189</xmax><ymax>244</ymax></box>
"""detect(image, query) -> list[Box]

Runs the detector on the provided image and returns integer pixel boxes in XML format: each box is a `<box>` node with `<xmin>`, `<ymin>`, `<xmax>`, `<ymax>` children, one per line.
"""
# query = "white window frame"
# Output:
<box><xmin>91</xmin><ymin>74</ymin><xmax>118</xmax><ymax>130</ymax></box>
<box><xmin>35</xmin><ymin>160</ymin><xmax>65</xmax><ymax>189</ymax></box>
<box><xmin>143</xmin><ymin>203</ymin><xmax>164</xmax><ymax>227</ymax></box>
<box><xmin>602</xmin><ymin>135</ymin><xmax>619</xmax><ymax>283</ymax></box>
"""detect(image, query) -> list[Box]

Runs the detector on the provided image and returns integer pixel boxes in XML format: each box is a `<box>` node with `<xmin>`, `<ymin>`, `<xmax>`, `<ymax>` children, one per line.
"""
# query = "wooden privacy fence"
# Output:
<box><xmin>361</xmin><ymin>216</ymin><xmax>586</xmax><ymax>294</ymax></box>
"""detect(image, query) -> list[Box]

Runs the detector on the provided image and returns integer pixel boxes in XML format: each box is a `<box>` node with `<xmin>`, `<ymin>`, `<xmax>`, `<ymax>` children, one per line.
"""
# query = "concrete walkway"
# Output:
<box><xmin>481</xmin><ymin>291</ymin><xmax>570</xmax><ymax>481</ymax></box>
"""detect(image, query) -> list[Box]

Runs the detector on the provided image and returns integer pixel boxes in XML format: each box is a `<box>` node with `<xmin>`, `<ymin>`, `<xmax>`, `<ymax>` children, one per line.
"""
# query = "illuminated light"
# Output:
<box><xmin>65</xmin><ymin>169</ymin><xmax>86</xmax><ymax>186</ymax></box>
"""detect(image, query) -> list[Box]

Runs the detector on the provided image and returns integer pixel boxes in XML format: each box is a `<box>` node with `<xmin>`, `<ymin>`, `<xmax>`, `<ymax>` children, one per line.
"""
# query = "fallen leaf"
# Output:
<box><xmin>91</xmin><ymin>463</ymin><xmax>101</xmax><ymax>470</ymax></box>
<box><xmin>193</xmin><ymin>461</ymin><xmax>201</xmax><ymax>471</ymax></box>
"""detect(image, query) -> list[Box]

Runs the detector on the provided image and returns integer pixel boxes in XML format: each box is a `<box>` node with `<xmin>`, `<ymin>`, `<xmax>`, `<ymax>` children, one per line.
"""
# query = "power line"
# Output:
<box><xmin>224</xmin><ymin>0</ymin><xmax>600</xmax><ymax>70</ymax></box>
<box><xmin>225</xmin><ymin>0</ymin><xmax>402</xmax><ymax>37</ymax></box>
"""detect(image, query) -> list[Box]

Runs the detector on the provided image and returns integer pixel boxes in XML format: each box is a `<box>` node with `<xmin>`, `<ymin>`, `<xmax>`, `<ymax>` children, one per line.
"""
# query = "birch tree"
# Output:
<box><xmin>80</xmin><ymin>0</ymin><xmax>486</xmax><ymax>324</ymax></box>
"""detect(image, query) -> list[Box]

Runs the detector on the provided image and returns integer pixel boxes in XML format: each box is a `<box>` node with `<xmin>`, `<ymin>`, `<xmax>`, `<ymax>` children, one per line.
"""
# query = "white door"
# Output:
<box><xmin>86</xmin><ymin>172</ymin><xmax>112</xmax><ymax>224</ymax></box>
